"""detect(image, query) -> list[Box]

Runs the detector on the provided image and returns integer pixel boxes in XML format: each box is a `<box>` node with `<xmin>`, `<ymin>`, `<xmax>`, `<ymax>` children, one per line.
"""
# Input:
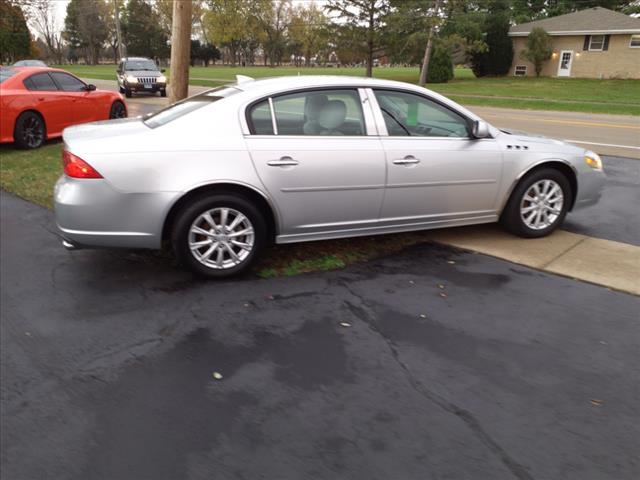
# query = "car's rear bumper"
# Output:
<box><xmin>54</xmin><ymin>175</ymin><xmax>175</xmax><ymax>249</ymax></box>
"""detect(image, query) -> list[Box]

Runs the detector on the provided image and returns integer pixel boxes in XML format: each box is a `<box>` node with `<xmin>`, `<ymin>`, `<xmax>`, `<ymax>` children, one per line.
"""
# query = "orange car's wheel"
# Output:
<box><xmin>109</xmin><ymin>101</ymin><xmax>127</xmax><ymax>119</ymax></box>
<box><xmin>14</xmin><ymin>111</ymin><xmax>46</xmax><ymax>149</ymax></box>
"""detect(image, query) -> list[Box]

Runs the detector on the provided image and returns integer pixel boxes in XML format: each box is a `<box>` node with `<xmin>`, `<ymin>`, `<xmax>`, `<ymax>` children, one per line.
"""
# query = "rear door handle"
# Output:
<box><xmin>267</xmin><ymin>157</ymin><xmax>299</xmax><ymax>167</ymax></box>
<box><xmin>393</xmin><ymin>156</ymin><xmax>420</xmax><ymax>165</ymax></box>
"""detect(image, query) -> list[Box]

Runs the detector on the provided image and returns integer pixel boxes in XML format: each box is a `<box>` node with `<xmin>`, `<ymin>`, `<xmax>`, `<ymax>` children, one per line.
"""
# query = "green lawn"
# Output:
<box><xmin>0</xmin><ymin>141</ymin><xmax>441</xmax><ymax>277</ymax></box>
<box><xmin>56</xmin><ymin>64</ymin><xmax>640</xmax><ymax>115</ymax></box>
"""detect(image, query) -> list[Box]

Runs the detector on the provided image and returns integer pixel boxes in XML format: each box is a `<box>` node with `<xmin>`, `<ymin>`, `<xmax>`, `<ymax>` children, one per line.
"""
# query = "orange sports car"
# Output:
<box><xmin>0</xmin><ymin>66</ymin><xmax>127</xmax><ymax>149</ymax></box>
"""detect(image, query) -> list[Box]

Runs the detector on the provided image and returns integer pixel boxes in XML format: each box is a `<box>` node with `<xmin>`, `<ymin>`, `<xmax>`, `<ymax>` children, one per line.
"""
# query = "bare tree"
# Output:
<box><xmin>26</xmin><ymin>0</ymin><xmax>63</xmax><ymax>64</ymax></box>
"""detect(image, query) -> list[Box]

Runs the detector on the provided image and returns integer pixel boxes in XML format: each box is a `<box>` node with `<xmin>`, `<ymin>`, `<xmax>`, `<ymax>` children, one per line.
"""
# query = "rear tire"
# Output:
<box><xmin>14</xmin><ymin>111</ymin><xmax>46</xmax><ymax>149</ymax></box>
<box><xmin>500</xmin><ymin>168</ymin><xmax>572</xmax><ymax>238</ymax></box>
<box><xmin>171</xmin><ymin>194</ymin><xmax>267</xmax><ymax>278</ymax></box>
<box><xmin>109</xmin><ymin>100</ymin><xmax>127</xmax><ymax>119</ymax></box>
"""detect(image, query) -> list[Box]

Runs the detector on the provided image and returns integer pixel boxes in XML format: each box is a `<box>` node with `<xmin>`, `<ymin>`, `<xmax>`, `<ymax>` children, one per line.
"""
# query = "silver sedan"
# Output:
<box><xmin>54</xmin><ymin>76</ymin><xmax>605</xmax><ymax>277</ymax></box>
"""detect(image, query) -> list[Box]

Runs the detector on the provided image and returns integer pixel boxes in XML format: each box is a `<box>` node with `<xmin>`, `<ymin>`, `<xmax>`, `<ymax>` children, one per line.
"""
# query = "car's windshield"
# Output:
<box><xmin>0</xmin><ymin>67</ymin><xmax>18</xmax><ymax>83</ymax></box>
<box><xmin>143</xmin><ymin>86</ymin><xmax>240</xmax><ymax>128</ymax></box>
<box><xmin>124</xmin><ymin>60</ymin><xmax>158</xmax><ymax>71</ymax></box>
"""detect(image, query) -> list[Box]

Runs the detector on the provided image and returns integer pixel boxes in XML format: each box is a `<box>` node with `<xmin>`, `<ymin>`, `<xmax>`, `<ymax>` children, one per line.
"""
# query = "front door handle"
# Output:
<box><xmin>393</xmin><ymin>156</ymin><xmax>420</xmax><ymax>165</ymax></box>
<box><xmin>267</xmin><ymin>157</ymin><xmax>299</xmax><ymax>167</ymax></box>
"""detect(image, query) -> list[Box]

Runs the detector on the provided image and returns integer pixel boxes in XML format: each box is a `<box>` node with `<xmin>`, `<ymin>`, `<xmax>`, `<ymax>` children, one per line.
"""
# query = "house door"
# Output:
<box><xmin>557</xmin><ymin>50</ymin><xmax>573</xmax><ymax>77</ymax></box>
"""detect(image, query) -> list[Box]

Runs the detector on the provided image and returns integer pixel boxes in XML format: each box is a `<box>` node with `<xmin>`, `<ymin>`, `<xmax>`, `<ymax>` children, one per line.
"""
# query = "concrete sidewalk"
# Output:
<box><xmin>425</xmin><ymin>225</ymin><xmax>640</xmax><ymax>295</ymax></box>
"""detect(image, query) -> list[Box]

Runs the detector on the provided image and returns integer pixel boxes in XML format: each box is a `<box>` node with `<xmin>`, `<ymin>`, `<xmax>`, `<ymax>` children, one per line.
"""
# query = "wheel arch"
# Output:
<box><xmin>499</xmin><ymin>159</ymin><xmax>578</xmax><ymax>214</ymax></box>
<box><xmin>161</xmin><ymin>182</ymin><xmax>279</xmax><ymax>247</ymax></box>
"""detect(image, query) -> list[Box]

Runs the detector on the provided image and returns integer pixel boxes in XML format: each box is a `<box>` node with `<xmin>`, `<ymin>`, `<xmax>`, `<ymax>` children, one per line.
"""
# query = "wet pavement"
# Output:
<box><xmin>1</xmin><ymin>191</ymin><xmax>639</xmax><ymax>480</ymax></box>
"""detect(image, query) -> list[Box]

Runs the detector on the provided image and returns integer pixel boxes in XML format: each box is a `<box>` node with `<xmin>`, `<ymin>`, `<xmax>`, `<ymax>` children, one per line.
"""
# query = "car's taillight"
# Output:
<box><xmin>63</xmin><ymin>150</ymin><xmax>102</xmax><ymax>179</ymax></box>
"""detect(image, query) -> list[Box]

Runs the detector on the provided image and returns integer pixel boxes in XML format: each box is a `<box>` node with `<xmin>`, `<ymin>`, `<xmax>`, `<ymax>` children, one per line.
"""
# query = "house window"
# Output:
<box><xmin>514</xmin><ymin>65</ymin><xmax>527</xmax><ymax>76</ymax></box>
<box><xmin>630</xmin><ymin>35</ymin><xmax>640</xmax><ymax>48</ymax></box>
<box><xmin>589</xmin><ymin>35</ymin><xmax>605</xmax><ymax>51</ymax></box>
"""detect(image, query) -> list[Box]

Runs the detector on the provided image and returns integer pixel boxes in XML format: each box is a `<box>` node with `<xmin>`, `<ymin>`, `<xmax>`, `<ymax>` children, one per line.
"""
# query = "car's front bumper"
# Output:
<box><xmin>54</xmin><ymin>175</ymin><xmax>175</xmax><ymax>249</ymax></box>
<box><xmin>573</xmin><ymin>167</ymin><xmax>606</xmax><ymax>210</ymax></box>
<box><xmin>125</xmin><ymin>82</ymin><xmax>166</xmax><ymax>92</ymax></box>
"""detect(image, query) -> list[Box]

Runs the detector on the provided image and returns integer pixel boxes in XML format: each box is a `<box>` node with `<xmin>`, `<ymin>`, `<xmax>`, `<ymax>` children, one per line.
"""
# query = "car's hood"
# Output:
<box><xmin>125</xmin><ymin>70</ymin><xmax>162</xmax><ymax>77</ymax></box>
<box><xmin>500</xmin><ymin>128</ymin><xmax>565</xmax><ymax>144</ymax></box>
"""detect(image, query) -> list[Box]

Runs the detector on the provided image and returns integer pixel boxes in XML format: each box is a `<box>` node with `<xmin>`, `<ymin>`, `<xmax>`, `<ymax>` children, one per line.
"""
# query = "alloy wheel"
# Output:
<box><xmin>188</xmin><ymin>207</ymin><xmax>255</xmax><ymax>270</ymax></box>
<box><xmin>520</xmin><ymin>179</ymin><xmax>564</xmax><ymax>230</ymax></box>
<box><xmin>22</xmin><ymin>116</ymin><xmax>44</xmax><ymax>148</ymax></box>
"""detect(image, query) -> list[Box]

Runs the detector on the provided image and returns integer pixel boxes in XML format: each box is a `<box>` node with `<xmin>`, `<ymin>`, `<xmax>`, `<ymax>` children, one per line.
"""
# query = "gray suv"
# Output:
<box><xmin>116</xmin><ymin>57</ymin><xmax>167</xmax><ymax>98</ymax></box>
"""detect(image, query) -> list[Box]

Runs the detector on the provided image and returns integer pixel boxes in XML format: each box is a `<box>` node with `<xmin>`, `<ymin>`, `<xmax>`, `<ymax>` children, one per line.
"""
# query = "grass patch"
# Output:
<box><xmin>55</xmin><ymin>64</ymin><xmax>639</xmax><ymax>115</ymax></box>
<box><xmin>0</xmin><ymin>142</ymin><xmax>62</xmax><ymax>208</ymax></box>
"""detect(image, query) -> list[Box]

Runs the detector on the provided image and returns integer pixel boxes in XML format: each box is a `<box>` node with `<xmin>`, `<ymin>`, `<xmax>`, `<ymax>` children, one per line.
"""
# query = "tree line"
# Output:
<box><xmin>1</xmin><ymin>0</ymin><xmax>638</xmax><ymax>82</ymax></box>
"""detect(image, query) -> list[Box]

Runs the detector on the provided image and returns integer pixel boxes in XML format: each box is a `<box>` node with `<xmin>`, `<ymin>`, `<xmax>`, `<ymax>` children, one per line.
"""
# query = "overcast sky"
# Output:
<box><xmin>50</xmin><ymin>0</ymin><xmax>327</xmax><ymax>34</ymax></box>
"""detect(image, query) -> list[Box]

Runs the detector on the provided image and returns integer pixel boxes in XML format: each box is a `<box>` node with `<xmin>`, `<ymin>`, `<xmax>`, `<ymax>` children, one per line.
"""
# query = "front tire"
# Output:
<box><xmin>172</xmin><ymin>195</ymin><xmax>267</xmax><ymax>278</ymax></box>
<box><xmin>500</xmin><ymin>168</ymin><xmax>572</xmax><ymax>238</ymax></box>
<box><xmin>125</xmin><ymin>88</ymin><xmax>132</xmax><ymax>98</ymax></box>
<box><xmin>160</xmin><ymin>89</ymin><xmax>167</xmax><ymax>98</ymax></box>
<box><xmin>14</xmin><ymin>111</ymin><xmax>45</xmax><ymax>149</ymax></box>
<box><xmin>109</xmin><ymin>100</ymin><xmax>127</xmax><ymax>119</ymax></box>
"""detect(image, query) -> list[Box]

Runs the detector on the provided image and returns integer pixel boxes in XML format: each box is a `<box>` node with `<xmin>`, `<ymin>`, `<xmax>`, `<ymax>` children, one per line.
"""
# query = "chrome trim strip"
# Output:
<box><xmin>58</xmin><ymin>227</ymin><xmax>153</xmax><ymax>237</ymax></box>
<box><xmin>386</xmin><ymin>179</ymin><xmax>497</xmax><ymax>189</ymax></box>
<box><xmin>268</xmin><ymin>97</ymin><xmax>278</xmax><ymax>135</ymax></box>
<box><xmin>281</xmin><ymin>184</ymin><xmax>384</xmax><ymax>193</ymax></box>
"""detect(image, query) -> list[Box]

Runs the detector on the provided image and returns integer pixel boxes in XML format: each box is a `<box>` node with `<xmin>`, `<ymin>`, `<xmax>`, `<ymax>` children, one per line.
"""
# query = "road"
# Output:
<box><xmin>1</xmin><ymin>190</ymin><xmax>639</xmax><ymax>480</ymax></box>
<box><xmin>86</xmin><ymin>78</ymin><xmax>640</xmax><ymax>159</ymax></box>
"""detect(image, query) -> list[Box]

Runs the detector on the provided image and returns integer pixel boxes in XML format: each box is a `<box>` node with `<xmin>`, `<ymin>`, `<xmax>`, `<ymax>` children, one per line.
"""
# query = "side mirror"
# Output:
<box><xmin>472</xmin><ymin>120</ymin><xmax>491</xmax><ymax>139</ymax></box>
<box><xmin>85</xmin><ymin>84</ymin><xmax>97</xmax><ymax>91</ymax></box>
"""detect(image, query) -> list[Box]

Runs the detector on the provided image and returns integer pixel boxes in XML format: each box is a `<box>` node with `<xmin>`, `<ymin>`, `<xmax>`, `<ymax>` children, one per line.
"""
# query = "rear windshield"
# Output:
<box><xmin>124</xmin><ymin>59</ymin><xmax>159</xmax><ymax>71</ymax></box>
<box><xmin>143</xmin><ymin>86</ymin><xmax>240</xmax><ymax>128</ymax></box>
<box><xmin>0</xmin><ymin>67</ymin><xmax>18</xmax><ymax>83</ymax></box>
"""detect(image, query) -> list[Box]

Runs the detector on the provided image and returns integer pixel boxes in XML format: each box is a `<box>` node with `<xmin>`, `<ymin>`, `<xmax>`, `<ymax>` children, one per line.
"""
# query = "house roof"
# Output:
<box><xmin>509</xmin><ymin>7</ymin><xmax>640</xmax><ymax>36</ymax></box>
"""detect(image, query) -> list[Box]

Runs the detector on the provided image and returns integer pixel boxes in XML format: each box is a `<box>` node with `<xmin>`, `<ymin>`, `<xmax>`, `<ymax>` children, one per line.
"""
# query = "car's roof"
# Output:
<box><xmin>122</xmin><ymin>57</ymin><xmax>153</xmax><ymax>61</ymax></box>
<box><xmin>236</xmin><ymin>75</ymin><xmax>422</xmax><ymax>92</ymax></box>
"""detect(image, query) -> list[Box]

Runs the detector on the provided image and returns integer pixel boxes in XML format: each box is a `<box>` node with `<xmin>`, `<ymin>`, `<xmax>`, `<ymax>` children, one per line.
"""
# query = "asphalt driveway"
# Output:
<box><xmin>1</xmin><ymin>191</ymin><xmax>638</xmax><ymax>480</ymax></box>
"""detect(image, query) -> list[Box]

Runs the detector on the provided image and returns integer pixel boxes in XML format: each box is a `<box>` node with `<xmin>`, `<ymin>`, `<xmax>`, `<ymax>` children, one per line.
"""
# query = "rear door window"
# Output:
<box><xmin>50</xmin><ymin>72</ymin><xmax>86</xmax><ymax>92</ymax></box>
<box><xmin>268</xmin><ymin>89</ymin><xmax>366</xmax><ymax>136</ymax></box>
<box><xmin>24</xmin><ymin>73</ymin><xmax>58</xmax><ymax>91</ymax></box>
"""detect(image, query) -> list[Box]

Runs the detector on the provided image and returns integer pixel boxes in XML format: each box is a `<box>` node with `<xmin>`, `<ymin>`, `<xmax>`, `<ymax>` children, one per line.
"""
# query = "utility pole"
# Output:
<box><xmin>114</xmin><ymin>0</ymin><xmax>125</xmax><ymax>60</ymax></box>
<box><xmin>419</xmin><ymin>0</ymin><xmax>442</xmax><ymax>86</ymax></box>
<box><xmin>169</xmin><ymin>0</ymin><xmax>192</xmax><ymax>103</ymax></box>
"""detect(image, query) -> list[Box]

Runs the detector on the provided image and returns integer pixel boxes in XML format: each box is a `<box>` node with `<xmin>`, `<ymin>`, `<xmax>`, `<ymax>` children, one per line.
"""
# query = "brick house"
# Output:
<box><xmin>508</xmin><ymin>7</ymin><xmax>640</xmax><ymax>79</ymax></box>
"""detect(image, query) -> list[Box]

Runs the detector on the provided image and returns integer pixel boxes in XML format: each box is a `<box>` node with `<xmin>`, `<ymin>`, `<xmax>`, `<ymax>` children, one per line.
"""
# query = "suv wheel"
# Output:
<box><xmin>172</xmin><ymin>194</ymin><xmax>267</xmax><ymax>278</ymax></box>
<box><xmin>160</xmin><ymin>88</ymin><xmax>167</xmax><ymax>98</ymax></box>
<box><xmin>500</xmin><ymin>168</ymin><xmax>572</xmax><ymax>238</ymax></box>
<box><xmin>125</xmin><ymin>88</ymin><xmax>132</xmax><ymax>98</ymax></box>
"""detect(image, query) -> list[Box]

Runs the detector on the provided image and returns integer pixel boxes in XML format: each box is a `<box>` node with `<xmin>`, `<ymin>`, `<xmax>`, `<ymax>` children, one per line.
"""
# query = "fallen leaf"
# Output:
<box><xmin>439</xmin><ymin>292</ymin><xmax>448</xmax><ymax>299</ymax></box>
<box><xmin>590</xmin><ymin>399</ymin><xmax>603</xmax><ymax>407</ymax></box>
<box><xmin>437</xmin><ymin>284</ymin><xmax>445</xmax><ymax>289</ymax></box>
<box><xmin>447</xmin><ymin>260</ymin><xmax>456</xmax><ymax>265</ymax></box>
<box><xmin>267</xmin><ymin>295</ymin><xmax>275</xmax><ymax>300</ymax></box>
<box><xmin>24</xmin><ymin>332</ymin><xmax>31</xmax><ymax>337</ymax></box>
<box><xmin>212</xmin><ymin>372</ymin><xmax>223</xmax><ymax>380</ymax></box>
<box><xmin>339</xmin><ymin>322</ymin><xmax>351</xmax><ymax>327</ymax></box>
<box><xmin>419</xmin><ymin>314</ymin><xmax>427</xmax><ymax>319</ymax></box>
<box><xmin>409</xmin><ymin>280</ymin><xmax>415</xmax><ymax>285</ymax></box>
<box><xmin>243</xmin><ymin>303</ymin><xmax>250</xmax><ymax>308</ymax></box>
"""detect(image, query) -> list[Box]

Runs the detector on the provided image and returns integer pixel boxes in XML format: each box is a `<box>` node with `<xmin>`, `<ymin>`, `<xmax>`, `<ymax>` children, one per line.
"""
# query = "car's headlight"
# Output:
<box><xmin>584</xmin><ymin>151</ymin><xmax>603</xmax><ymax>170</ymax></box>
<box><xmin>157</xmin><ymin>75</ymin><xmax>167</xmax><ymax>83</ymax></box>
<box><xmin>125</xmin><ymin>75</ymin><xmax>138</xmax><ymax>84</ymax></box>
